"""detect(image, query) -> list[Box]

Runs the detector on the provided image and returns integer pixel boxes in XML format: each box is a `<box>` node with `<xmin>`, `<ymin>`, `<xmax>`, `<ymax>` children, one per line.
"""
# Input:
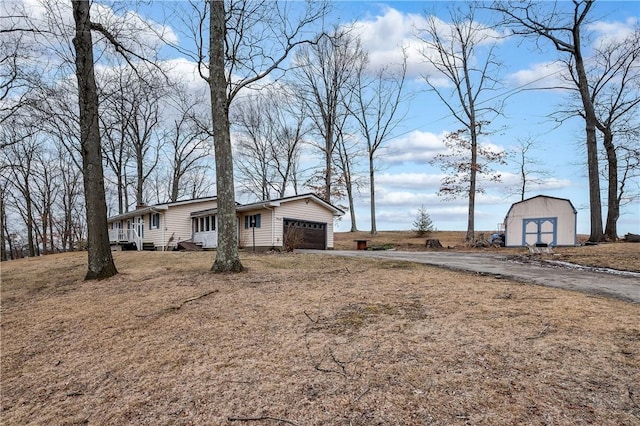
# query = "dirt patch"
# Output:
<box><xmin>1</xmin><ymin>251</ymin><xmax>639</xmax><ymax>425</ymax></box>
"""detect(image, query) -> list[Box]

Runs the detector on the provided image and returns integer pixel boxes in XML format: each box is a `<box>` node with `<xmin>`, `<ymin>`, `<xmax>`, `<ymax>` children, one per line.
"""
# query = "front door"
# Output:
<box><xmin>135</xmin><ymin>217</ymin><xmax>144</xmax><ymax>239</ymax></box>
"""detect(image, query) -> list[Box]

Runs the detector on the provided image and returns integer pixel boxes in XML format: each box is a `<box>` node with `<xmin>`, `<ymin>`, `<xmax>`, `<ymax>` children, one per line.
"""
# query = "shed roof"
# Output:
<box><xmin>505</xmin><ymin>194</ymin><xmax>577</xmax><ymax>219</ymax></box>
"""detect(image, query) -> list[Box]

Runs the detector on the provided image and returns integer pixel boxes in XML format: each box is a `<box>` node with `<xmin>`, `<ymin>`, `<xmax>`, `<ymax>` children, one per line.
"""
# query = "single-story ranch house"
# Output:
<box><xmin>503</xmin><ymin>195</ymin><xmax>577</xmax><ymax>247</ymax></box>
<box><xmin>107</xmin><ymin>193</ymin><xmax>344</xmax><ymax>251</ymax></box>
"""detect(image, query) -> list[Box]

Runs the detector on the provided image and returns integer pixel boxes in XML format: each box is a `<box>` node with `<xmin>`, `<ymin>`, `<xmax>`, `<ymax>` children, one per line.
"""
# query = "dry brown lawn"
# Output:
<box><xmin>1</xmin><ymin>246</ymin><xmax>639</xmax><ymax>425</ymax></box>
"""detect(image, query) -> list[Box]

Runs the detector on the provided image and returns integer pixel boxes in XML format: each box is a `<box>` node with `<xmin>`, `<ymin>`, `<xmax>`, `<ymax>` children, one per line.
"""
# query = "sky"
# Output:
<box><xmin>4</xmin><ymin>0</ymin><xmax>639</xmax><ymax>237</ymax></box>
<box><xmin>319</xmin><ymin>1</ymin><xmax>640</xmax><ymax>235</ymax></box>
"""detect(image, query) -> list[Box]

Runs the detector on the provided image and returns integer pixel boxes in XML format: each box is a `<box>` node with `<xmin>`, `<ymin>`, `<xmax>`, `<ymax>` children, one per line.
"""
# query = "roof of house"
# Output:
<box><xmin>108</xmin><ymin>193</ymin><xmax>344</xmax><ymax>222</ymax></box>
<box><xmin>505</xmin><ymin>194</ymin><xmax>577</xmax><ymax>218</ymax></box>
<box><xmin>107</xmin><ymin>196</ymin><xmax>217</xmax><ymax>222</ymax></box>
<box><xmin>191</xmin><ymin>193</ymin><xmax>345</xmax><ymax>218</ymax></box>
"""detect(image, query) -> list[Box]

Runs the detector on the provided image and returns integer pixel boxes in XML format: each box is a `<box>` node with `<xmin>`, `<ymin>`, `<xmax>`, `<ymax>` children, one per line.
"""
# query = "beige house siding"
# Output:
<box><xmin>162</xmin><ymin>200</ymin><xmax>218</xmax><ymax>249</ymax></box>
<box><xmin>505</xmin><ymin>196</ymin><xmax>576</xmax><ymax>247</ymax></box>
<box><xmin>239</xmin><ymin>208</ymin><xmax>275</xmax><ymax>248</ymax></box>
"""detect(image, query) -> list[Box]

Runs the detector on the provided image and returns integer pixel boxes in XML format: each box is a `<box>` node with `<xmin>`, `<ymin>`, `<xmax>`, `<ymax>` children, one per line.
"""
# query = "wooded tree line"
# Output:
<box><xmin>1</xmin><ymin>1</ymin><xmax>638</xmax><ymax>277</ymax></box>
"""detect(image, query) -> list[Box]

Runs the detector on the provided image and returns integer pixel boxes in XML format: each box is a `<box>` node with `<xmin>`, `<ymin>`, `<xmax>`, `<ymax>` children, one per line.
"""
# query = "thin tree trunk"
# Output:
<box><xmin>602</xmin><ymin>130</ymin><xmax>618</xmax><ymax>240</ymax></box>
<box><xmin>72</xmin><ymin>0</ymin><xmax>118</xmax><ymax>279</ymax></box>
<box><xmin>209</xmin><ymin>0</ymin><xmax>243</xmax><ymax>273</ymax></box>
<box><xmin>369</xmin><ymin>155</ymin><xmax>377</xmax><ymax>235</ymax></box>
<box><xmin>0</xmin><ymin>190</ymin><xmax>6</xmax><ymax>261</ymax></box>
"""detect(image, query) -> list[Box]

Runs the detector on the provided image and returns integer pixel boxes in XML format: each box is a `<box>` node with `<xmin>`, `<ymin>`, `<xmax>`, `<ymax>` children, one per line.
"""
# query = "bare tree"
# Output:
<box><xmin>589</xmin><ymin>27</ymin><xmax>640</xmax><ymax>240</ymax></box>
<box><xmin>163</xmin><ymin>88</ymin><xmax>212</xmax><ymax>203</ymax></box>
<box><xmin>508</xmin><ymin>137</ymin><xmax>550</xmax><ymax>201</ymax></box>
<box><xmin>233</xmin><ymin>94</ymin><xmax>279</xmax><ymax>200</ymax></box>
<box><xmin>203</xmin><ymin>0</ymin><xmax>328</xmax><ymax>272</ymax></box>
<box><xmin>2</xmin><ymin>131</ymin><xmax>40</xmax><ymax>257</ymax></box>
<box><xmin>233</xmin><ymin>88</ymin><xmax>308</xmax><ymax>200</ymax></box>
<box><xmin>492</xmin><ymin>0</ymin><xmax>604</xmax><ymax>242</ymax></box>
<box><xmin>333</xmin><ymin>127</ymin><xmax>361</xmax><ymax>231</ymax></box>
<box><xmin>350</xmin><ymin>49</ymin><xmax>408</xmax><ymax>235</ymax></box>
<box><xmin>416</xmin><ymin>3</ymin><xmax>503</xmax><ymax>242</ymax></box>
<box><xmin>71</xmin><ymin>0</ymin><xmax>117</xmax><ymax>279</ymax></box>
<box><xmin>294</xmin><ymin>28</ymin><xmax>364</xmax><ymax>204</ymax></box>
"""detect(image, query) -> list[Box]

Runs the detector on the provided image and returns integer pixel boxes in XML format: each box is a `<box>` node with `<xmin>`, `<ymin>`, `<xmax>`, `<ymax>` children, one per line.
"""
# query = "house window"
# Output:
<box><xmin>149</xmin><ymin>213</ymin><xmax>160</xmax><ymax>230</ymax></box>
<box><xmin>245</xmin><ymin>214</ymin><xmax>261</xmax><ymax>229</ymax></box>
<box><xmin>193</xmin><ymin>215</ymin><xmax>216</xmax><ymax>233</ymax></box>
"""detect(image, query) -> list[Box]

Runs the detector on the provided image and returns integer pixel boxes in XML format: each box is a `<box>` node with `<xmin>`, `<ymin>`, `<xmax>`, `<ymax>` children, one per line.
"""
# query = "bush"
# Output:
<box><xmin>283</xmin><ymin>224</ymin><xmax>304</xmax><ymax>252</ymax></box>
<box><xmin>413</xmin><ymin>205</ymin><xmax>434</xmax><ymax>237</ymax></box>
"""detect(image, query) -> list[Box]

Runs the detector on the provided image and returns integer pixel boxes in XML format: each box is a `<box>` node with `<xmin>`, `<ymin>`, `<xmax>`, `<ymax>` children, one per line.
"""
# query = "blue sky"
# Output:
<box><xmin>317</xmin><ymin>1</ymin><xmax>640</xmax><ymax>235</ymax></box>
<box><xmin>120</xmin><ymin>0</ymin><xmax>640</xmax><ymax>235</ymax></box>
<box><xmin>5</xmin><ymin>0</ymin><xmax>638</xmax><ymax>236</ymax></box>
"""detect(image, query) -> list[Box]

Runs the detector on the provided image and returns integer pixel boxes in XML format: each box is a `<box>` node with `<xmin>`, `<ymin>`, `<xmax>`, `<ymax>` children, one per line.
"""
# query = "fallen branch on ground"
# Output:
<box><xmin>228</xmin><ymin>416</ymin><xmax>300</xmax><ymax>425</ymax></box>
<box><xmin>136</xmin><ymin>289</ymin><xmax>219</xmax><ymax>317</ymax></box>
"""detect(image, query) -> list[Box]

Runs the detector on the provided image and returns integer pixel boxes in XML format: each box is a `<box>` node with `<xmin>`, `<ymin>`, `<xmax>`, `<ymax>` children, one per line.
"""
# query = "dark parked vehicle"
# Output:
<box><xmin>488</xmin><ymin>233</ymin><xmax>505</xmax><ymax>247</ymax></box>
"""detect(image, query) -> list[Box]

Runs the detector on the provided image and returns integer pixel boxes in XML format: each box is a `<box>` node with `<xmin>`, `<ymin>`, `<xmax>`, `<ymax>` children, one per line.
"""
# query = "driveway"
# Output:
<box><xmin>299</xmin><ymin>250</ymin><xmax>640</xmax><ymax>304</ymax></box>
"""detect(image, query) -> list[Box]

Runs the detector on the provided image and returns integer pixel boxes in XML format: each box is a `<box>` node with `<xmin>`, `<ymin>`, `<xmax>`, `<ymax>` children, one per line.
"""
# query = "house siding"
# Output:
<box><xmin>239</xmin><ymin>209</ymin><xmax>275</xmax><ymax>249</ymax></box>
<box><xmin>161</xmin><ymin>200</ymin><xmax>218</xmax><ymax>249</ymax></box>
<box><xmin>505</xmin><ymin>197</ymin><xmax>576</xmax><ymax>247</ymax></box>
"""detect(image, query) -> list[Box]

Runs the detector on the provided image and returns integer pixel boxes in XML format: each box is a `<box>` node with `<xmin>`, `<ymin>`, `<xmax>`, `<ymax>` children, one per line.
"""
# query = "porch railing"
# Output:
<box><xmin>109</xmin><ymin>229</ymin><xmax>143</xmax><ymax>251</ymax></box>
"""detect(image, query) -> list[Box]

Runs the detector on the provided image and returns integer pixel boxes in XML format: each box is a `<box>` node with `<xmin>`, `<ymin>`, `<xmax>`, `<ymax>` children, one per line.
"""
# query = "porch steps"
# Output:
<box><xmin>142</xmin><ymin>242</ymin><xmax>156</xmax><ymax>251</ymax></box>
<box><xmin>177</xmin><ymin>241</ymin><xmax>203</xmax><ymax>251</ymax></box>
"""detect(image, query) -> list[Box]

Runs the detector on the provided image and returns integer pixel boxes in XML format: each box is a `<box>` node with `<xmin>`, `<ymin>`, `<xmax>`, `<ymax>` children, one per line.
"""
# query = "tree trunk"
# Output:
<box><xmin>209</xmin><ymin>0</ymin><xmax>243</xmax><ymax>273</ymax></box>
<box><xmin>72</xmin><ymin>0</ymin><xmax>118</xmax><ymax>280</ymax></box>
<box><xmin>25</xmin><ymin>192</ymin><xmax>35</xmax><ymax>257</ymax></box>
<box><xmin>324</xmin><ymin>129</ymin><xmax>333</xmax><ymax>203</ymax></box>
<box><xmin>369</xmin><ymin>154</ymin><xmax>377</xmax><ymax>235</ymax></box>
<box><xmin>602</xmin><ymin>129</ymin><xmax>618</xmax><ymax>240</ymax></box>
<box><xmin>0</xmin><ymin>190</ymin><xmax>6</xmax><ymax>261</ymax></box>
<box><xmin>573</xmin><ymin>17</ymin><xmax>604</xmax><ymax>243</ymax></box>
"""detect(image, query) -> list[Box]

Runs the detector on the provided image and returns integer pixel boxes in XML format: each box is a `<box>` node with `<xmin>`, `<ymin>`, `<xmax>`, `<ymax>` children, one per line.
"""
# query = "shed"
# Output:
<box><xmin>503</xmin><ymin>195</ymin><xmax>577</xmax><ymax>247</ymax></box>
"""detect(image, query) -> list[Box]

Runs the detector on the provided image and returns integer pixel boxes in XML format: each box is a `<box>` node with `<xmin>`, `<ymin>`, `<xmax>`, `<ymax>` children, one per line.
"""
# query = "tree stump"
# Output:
<box><xmin>425</xmin><ymin>239</ymin><xmax>443</xmax><ymax>248</ymax></box>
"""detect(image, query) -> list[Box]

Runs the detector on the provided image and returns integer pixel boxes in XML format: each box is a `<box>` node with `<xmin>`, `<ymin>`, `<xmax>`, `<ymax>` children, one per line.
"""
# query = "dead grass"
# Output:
<box><xmin>1</xmin><ymin>250</ymin><xmax>639</xmax><ymax>425</ymax></box>
<box><xmin>335</xmin><ymin>231</ymin><xmax>640</xmax><ymax>272</ymax></box>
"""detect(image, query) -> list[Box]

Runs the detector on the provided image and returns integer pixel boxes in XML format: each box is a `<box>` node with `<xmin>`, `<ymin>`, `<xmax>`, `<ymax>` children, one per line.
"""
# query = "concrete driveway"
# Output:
<box><xmin>299</xmin><ymin>250</ymin><xmax>640</xmax><ymax>304</ymax></box>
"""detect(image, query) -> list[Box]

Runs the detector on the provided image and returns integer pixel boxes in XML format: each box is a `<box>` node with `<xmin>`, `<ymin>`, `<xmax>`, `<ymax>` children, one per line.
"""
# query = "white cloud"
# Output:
<box><xmin>507</xmin><ymin>61</ymin><xmax>571</xmax><ymax>90</ymax></box>
<box><xmin>382</xmin><ymin>130</ymin><xmax>448</xmax><ymax>164</ymax></box>
<box><xmin>350</xmin><ymin>7</ymin><xmax>429</xmax><ymax>78</ymax></box>
<box><xmin>587</xmin><ymin>17</ymin><xmax>638</xmax><ymax>46</ymax></box>
<box><xmin>376</xmin><ymin>172</ymin><xmax>442</xmax><ymax>189</ymax></box>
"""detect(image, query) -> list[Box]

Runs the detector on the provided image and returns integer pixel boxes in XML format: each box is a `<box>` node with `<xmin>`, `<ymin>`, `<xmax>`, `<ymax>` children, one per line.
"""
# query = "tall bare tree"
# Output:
<box><xmin>588</xmin><ymin>27</ymin><xmax>640</xmax><ymax>240</ymax></box>
<box><xmin>492</xmin><ymin>0</ymin><xmax>604</xmax><ymax>242</ymax></box>
<box><xmin>416</xmin><ymin>4</ymin><xmax>503</xmax><ymax>242</ymax></box>
<box><xmin>163</xmin><ymin>88</ymin><xmax>212</xmax><ymax>203</ymax></box>
<box><xmin>508</xmin><ymin>137</ymin><xmax>550</xmax><ymax>201</ymax></box>
<box><xmin>350</xmin><ymin>49</ymin><xmax>408</xmax><ymax>235</ymax></box>
<box><xmin>233</xmin><ymin>88</ymin><xmax>308</xmax><ymax>200</ymax></box>
<box><xmin>203</xmin><ymin>0</ymin><xmax>328</xmax><ymax>272</ymax></box>
<box><xmin>72</xmin><ymin>0</ymin><xmax>117</xmax><ymax>279</ymax></box>
<box><xmin>294</xmin><ymin>28</ymin><xmax>364</xmax><ymax>204</ymax></box>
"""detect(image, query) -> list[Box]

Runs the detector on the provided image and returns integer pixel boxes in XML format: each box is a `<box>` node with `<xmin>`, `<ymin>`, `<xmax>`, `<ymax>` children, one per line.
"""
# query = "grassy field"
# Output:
<box><xmin>1</xmin><ymin>235</ymin><xmax>639</xmax><ymax>425</ymax></box>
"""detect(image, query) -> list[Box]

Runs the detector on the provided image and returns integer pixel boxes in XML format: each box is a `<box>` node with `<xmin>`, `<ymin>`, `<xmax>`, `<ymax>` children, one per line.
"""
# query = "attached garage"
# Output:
<box><xmin>283</xmin><ymin>218</ymin><xmax>327</xmax><ymax>250</ymax></box>
<box><xmin>504</xmin><ymin>195</ymin><xmax>577</xmax><ymax>247</ymax></box>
